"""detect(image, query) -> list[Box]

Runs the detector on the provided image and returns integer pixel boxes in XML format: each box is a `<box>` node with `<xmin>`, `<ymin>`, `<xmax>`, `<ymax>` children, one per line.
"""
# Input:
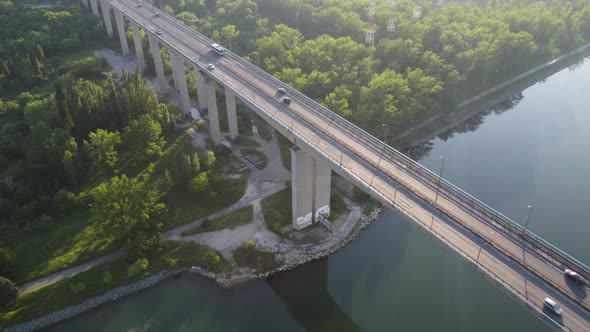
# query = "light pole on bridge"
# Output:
<box><xmin>521</xmin><ymin>205</ymin><xmax>533</xmax><ymax>266</ymax></box>
<box><xmin>430</xmin><ymin>156</ymin><xmax>445</xmax><ymax>229</ymax></box>
<box><xmin>371</xmin><ymin>123</ymin><xmax>389</xmax><ymax>187</ymax></box>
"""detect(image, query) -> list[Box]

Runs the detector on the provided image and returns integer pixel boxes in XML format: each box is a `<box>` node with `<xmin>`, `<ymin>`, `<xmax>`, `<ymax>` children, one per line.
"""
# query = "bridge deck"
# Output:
<box><xmin>108</xmin><ymin>1</ymin><xmax>589</xmax><ymax>330</ymax></box>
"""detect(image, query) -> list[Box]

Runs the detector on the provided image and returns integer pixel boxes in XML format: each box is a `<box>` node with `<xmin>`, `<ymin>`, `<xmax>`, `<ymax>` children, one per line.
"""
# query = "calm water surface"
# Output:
<box><xmin>47</xmin><ymin>58</ymin><xmax>590</xmax><ymax>331</ymax></box>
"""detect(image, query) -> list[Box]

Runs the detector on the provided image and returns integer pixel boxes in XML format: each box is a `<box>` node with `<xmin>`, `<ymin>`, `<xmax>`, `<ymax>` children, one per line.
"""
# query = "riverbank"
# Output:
<box><xmin>395</xmin><ymin>42</ymin><xmax>590</xmax><ymax>148</ymax></box>
<box><xmin>5</xmin><ymin>205</ymin><xmax>383</xmax><ymax>331</ymax></box>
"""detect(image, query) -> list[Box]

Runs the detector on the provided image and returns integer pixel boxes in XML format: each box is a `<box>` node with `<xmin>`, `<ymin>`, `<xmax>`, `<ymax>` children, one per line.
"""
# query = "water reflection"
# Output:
<box><xmin>268</xmin><ymin>258</ymin><xmax>362</xmax><ymax>332</ymax></box>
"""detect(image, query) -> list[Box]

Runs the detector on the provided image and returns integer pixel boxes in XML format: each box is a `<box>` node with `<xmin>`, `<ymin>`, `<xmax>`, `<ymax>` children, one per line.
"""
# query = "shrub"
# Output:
<box><xmin>128</xmin><ymin>257</ymin><xmax>149</xmax><ymax>277</ymax></box>
<box><xmin>245</xmin><ymin>240</ymin><xmax>256</xmax><ymax>250</ymax></box>
<box><xmin>0</xmin><ymin>276</ymin><xmax>18</xmax><ymax>309</ymax></box>
<box><xmin>0</xmin><ymin>248</ymin><xmax>16</xmax><ymax>280</ymax></box>
<box><xmin>201</xmin><ymin>218</ymin><xmax>211</xmax><ymax>228</ymax></box>
<box><xmin>70</xmin><ymin>282</ymin><xmax>86</xmax><ymax>294</ymax></box>
<box><xmin>102</xmin><ymin>271</ymin><xmax>112</xmax><ymax>285</ymax></box>
<box><xmin>204</xmin><ymin>251</ymin><xmax>221</xmax><ymax>268</ymax></box>
<box><xmin>165</xmin><ymin>258</ymin><xmax>178</xmax><ymax>268</ymax></box>
<box><xmin>52</xmin><ymin>189</ymin><xmax>79</xmax><ymax>214</ymax></box>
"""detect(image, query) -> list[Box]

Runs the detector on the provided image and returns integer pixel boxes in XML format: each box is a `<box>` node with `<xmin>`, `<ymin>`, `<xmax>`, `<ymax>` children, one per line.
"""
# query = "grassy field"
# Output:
<box><xmin>261</xmin><ymin>188</ymin><xmax>292</xmax><ymax>235</ymax></box>
<box><xmin>3</xmin><ymin>210</ymin><xmax>121</xmax><ymax>285</ymax></box>
<box><xmin>181</xmin><ymin>205</ymin><xmax>253</xmax><ymax>235</ymax></box>
<box><xmin>0</xmin><ymin>241</ymin><xmax>228</xmax><ymax>330</ymax></box>
<box><xmin>233</xmin><ymin>244</ymin><xmax>278</xmax><ymax>273</ymax></box>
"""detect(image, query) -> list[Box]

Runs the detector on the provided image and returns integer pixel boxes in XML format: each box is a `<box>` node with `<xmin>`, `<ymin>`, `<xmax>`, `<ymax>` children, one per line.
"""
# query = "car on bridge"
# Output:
<box><xmin>543</xmin><ymin>297</ymin><xmax>563</xmax><ymax>316</ymax></box>
<box><xmin>207</xmin><ymin>64</ymin><xmax>215</xmax><ymax>70</ymax></box>
<box><xmin>156</xmin><ymin>29</ymin><xmax>163</xmax><ymax>35</ymax></box>
<box><xmin>564</xmin><ymin>269</ymin><xmax>584</xmax><ymax>285</ymax></box>
<box><xmin>282</xmin><ymin>96</ymin><xmax>292</xmax><ymax>105</ymax></box>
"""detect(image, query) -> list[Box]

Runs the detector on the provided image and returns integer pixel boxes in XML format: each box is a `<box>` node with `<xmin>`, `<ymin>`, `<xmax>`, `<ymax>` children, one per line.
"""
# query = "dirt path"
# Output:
<box><xmin>17</xmin><ymin>251</ymin><xmax>123</xmax><ymax>294</ymax></box>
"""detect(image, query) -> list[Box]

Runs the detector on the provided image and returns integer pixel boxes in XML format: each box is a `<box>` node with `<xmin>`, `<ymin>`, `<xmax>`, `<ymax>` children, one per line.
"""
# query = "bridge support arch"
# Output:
<box><xmin>205</xmin><ymin>78</ymin><xmax>222</xmax><ymax>144</ymax></box>
<box><xmin>169</xmin><ymin>50</ymin><xmax>191</xmax><ymax>113</ymax></box>
<box><xmin>131</xmin><ymin>24</ymin><xmax>146</xmax><ymax>71</ymax></box>
<box><xmin>114</xmin><ymin>11</ymin><xmax>129</xmax><ymax>56</ymax></box>
<box><xmin>89</xmin><ymin>0</ymin><xmax>100</xmax><ymax>16</ymax></box>
<box><xmin>225</xmin><ymin>87</ymin><xmax>238</xmax><ymax>141</ymax></box>
<box><xmin>100</xmin><ymin>0</ymin><xmax>113</xmax><ymax>37</ymax></box>
<box><xmin>291</xmin><ymin>146</ymin><xmax>331</xmax><ymax>230</ymax></box>
<box><xmin>148</xmin><ymin>35</ymin><xmax>167</xmax><ymax>92</ymax></box>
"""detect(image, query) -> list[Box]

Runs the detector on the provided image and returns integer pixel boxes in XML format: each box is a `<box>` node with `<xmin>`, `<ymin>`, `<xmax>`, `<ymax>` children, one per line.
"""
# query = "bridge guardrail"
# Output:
<box><xmin>116</xmin><ymin>0</ymin><xmax>590</xmax><ymax>299</ymax></box>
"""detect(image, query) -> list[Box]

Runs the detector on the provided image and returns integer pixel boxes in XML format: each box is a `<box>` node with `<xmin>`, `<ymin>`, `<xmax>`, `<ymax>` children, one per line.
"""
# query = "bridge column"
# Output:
<box><xmin>148</xmin><ymin>35</ymin><xmax>167</xmax><ymax>92</ymax></box>
<box><xmin>169</xmin><ymin>50</ymin><xmax>191</xmax><ymax>113</ymax></box>
<box><xmin>131</xmin><ymin>24</ymin><xmax>146</xmax><ymax>71</ymax></box>
<box><xmin>81</xmin><ymin>0</ymin><xmax>88</xmax><ymax>9</ymax></box>
<box><xmin>225</xmin><ymin>87</ymin><xmax>238</xmax><ymax>140</ymax></box>
<box><xmin>100</xmin><ymin>0</ymin><xmax>113</xmax><ymax>37</ymax></box>
<box><xmin>291</xmin><ymin>147</ymin><xmax>331</xmax><ymax>230</ymax></box>
<box><xmin>205</xmin><ymin>78</ymin><xmax>221</xmax><ymax>144</ymax></box>
<box><xmin>114</xmin><ymin>11</ymin><xmax>129</xmax><ymax>56</ymax></box>
<box><xmin>195</xmin><ymin>69</ymin><xmax>207</xmax><ymax>109</ymax></box>
<box><xmin>89</xmin><ymin>0</ymin><xmax>99</xmax><ymax>16</ymax></box>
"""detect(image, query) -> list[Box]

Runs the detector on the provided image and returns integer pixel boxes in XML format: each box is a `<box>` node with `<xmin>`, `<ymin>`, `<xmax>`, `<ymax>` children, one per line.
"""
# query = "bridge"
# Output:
<box><xmin>83</xmin><ymin>0</ymin><xmax>590</xmax><ymax>330</ymax></box>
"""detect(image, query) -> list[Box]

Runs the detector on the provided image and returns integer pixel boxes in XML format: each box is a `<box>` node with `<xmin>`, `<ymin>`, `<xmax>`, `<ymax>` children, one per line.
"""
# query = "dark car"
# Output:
<box><xmin>277</xmin><ymin>87</ymin><xmax>286</xmax><ymax>95</ymax></box>
<box><xmin>282</xmin><ymin>96</ymin><xmax>292</xmax><ymax>105</ymax></box>
<box><xmin>564</xmin><ymin>269</ymin><xmax>584</xmax><ymax>284</ymax></box>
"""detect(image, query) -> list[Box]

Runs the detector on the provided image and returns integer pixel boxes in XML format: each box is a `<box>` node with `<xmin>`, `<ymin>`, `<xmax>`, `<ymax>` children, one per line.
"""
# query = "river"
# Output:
<box><xmin>45</xmin><ymin>57</ymin><xmax>590</xmax><ymax>332</ymax></box>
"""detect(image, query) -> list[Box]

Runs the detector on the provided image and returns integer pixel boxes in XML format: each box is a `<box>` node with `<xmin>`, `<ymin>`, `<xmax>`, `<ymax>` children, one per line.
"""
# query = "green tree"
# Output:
<box><xmin>91</xmin><ymin>175</ymin><xmax>165</xmax><ymax>258</ymax></box>
<box><xmin>84</xmin><ymin>129</ymin><xmax>122</xmax><ymax>172</ymax></box>
<box><xmin>127</xmin><ymin>257</ymin><xmax>149</xmax><ymax>277</ymax></box>
<box><xmin>123</xmin><ymin>115</ymin><xmax>165</xmax><ymax>161</ymax></box>
<box><xmin>0</xmin><ymin>276</ymin><xmax>18</xmax><ymax>309</ymax></box>
<box><xmin>0</xmin><ymin>248</ymin><xmax>16</xmax><ymax>280</ymax></box>
<box><xmin>221</xmin><ymin>24</ymin><xmax>239</xmax><ymax>52</ymax></box>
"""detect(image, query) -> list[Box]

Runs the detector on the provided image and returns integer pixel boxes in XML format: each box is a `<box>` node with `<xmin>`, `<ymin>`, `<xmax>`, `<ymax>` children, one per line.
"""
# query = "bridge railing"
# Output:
<box><xmin>120</xmin><ymin>0</ymin><xmax>589</xmax><ymax>281</ymax></box>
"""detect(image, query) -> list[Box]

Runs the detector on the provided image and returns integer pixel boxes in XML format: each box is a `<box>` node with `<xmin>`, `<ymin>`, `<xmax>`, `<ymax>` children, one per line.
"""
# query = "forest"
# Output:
<box><xmin>0</xmin><ymin>0</ymin><xmax>240</xmax><ymax>315</ymax></box>
<box><xmin>152</xmin><ymin>0</ymin><xmax>590</xmax><ymax>135</ymax></box>
<box><xmin>2</xmin><ymin>0</ymin><xmax>590</xmax><ymax>323</ymax></box>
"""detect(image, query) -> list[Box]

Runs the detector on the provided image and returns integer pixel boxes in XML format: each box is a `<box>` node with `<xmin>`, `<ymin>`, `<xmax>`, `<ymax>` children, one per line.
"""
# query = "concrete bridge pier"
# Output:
<box><xmin>195</xmin><ymin>69</ymin><xmax>207</xmax><ymax>109</ymax></box>
<box><xmin>81</xmin><ymin>0</ymin><xmax>89</xmax><ymax>9</ymax></box>
<box><xmin>148</xmin><ymin>35</ymin><xmax>167</xmax><ymax>92</ymax></box>
<box><xmin>131</xmin><ymin>24</ymin><xmax>146</xmax><ymax>71</ymax></box>
<box><xmin>89</xmin><ymin>0</ymin><xmax>99</xmax><ymax>16</ymax></box>
<box><xmin>169</xmin><ymin>50</ymin><xmax>191</xmax><ymax>113</ymax></box>
<box><xmin>100</xmin><ymin>0</ymin><xmax>113</xmax><ymax>37</ymax></box>
<box><xmin>205</xmin><ymin>78</ymin><xmax>221</xmax><ymax>144</ymax></box>
<box><xmin>114</xmin><ymin>11</ymin><xmax>129</xmax><ymax>56</ymax></box>
<box><xmin>291</xmin><ymin>146</ymin><xmax>331</xmax><ymax>230</ymax></box>
<box><xmin>225</xmin><ymin>87</ymin><xmax>238</xmax><ymax>141</ymax></box>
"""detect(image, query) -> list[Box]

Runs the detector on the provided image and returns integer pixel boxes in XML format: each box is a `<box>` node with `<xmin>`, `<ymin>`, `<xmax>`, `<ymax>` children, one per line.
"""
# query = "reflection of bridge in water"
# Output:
<box><xmin>268</xmin><ymin>258</ymin><xmax>362</xmax><ymax>332</ymax></box>
<box><xmin>85</xmin><ymin>0</ymin><xmax>590</xmax><ymax>330</ymax></box>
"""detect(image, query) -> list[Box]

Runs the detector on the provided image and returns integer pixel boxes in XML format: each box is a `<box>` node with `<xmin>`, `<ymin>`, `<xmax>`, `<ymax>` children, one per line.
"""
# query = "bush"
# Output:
<box><xmin>165</xmin><ymin>258</ymin><xmax>178</xmax><ymax>268</ymax></box>
<box><xmin>204</xmin><ymin>251</ymin><xmax>221</xmax><ymax>268</ymax></box>
<box><xmin>201</xmin><ymin>218</ymin><xmax>211</xmax><ymax>228</ymax></box>
<box><xmin>52</xmin><ymin>189</ymin><xmax>78</xmax><ymax>214</ymax></box>
<box><xmin>102</xmin><ymin>271</ymin><xmax>112</xmax><ymax>285</ymax></box>
<box><xmin>0</xmin><ymin>276</ymin><xmax>18</xmax><ymax>309</ymax></box>
<box><xmin>69</xmin><ymin>281</ymin><xmax>86</xmax><ymax>294</ymax></box>
<box><xmin>127</xmin><ymin>257</ymin><xmax>149</xmax><ymax>277</ymax></box>
<box><xmin>0</xmin><ymin>248</ymin><xmax>16</xmax><ymax>280</ymax></box>
<box><xmin>245</xmin><ymin>240</ymin><xmax>256</xmax><ymax>250</ymax></box>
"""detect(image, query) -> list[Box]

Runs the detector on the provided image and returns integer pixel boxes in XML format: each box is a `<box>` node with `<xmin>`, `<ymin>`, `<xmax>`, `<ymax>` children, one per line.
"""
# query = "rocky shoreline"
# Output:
<box><xmin>6</xmin><ymin>269</ymin><xmax>186</xmax><ymax>332</ymax></box>
<box><xmin>7</xmin><ymin>206</ymin><xmax>383</xmax><ymax>331</ymax></box>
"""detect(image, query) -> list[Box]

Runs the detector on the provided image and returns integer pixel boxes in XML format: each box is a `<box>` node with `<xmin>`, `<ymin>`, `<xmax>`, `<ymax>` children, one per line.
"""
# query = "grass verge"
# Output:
<box><xmin>0</xmin><ymin>241</ymin><xmax>228</xmax><ymax>330</ymax></box>
<box><xmin>261</xmin><ymin>188</ymin><xmax>291</xmax><ymax>235</ymax></box>
<box><xmin>233</xmin><ymin>243</ymin><xmax>278</xmax><ymax>273</ymax></box>
<box><xmin>181</xmin><ymin>205</ymin><xmax>253</xmax><ymax>235</ymax></box>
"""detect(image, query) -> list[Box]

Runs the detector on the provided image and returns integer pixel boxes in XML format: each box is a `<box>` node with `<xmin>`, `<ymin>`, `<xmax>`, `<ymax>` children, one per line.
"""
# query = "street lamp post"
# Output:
<box><xmin>430</xmin><ymin>156</ymin><xmax>445</xmax><ymax>229</ymax></box>
<box><xmin>522</xmin><ymin>205</ymin><xmax>533</xmax><ymax>266</ymax></box>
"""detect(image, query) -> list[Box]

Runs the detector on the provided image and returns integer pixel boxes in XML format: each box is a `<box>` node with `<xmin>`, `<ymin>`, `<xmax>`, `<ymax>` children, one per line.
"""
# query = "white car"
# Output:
<box><xmin>564</xmin><ymin>269</ymin><xmax>584</xmax><ymax>284</ymax></box>
<box><xmin>543</xmin><ymin>298</ymin><xmax>563</xmax><ymax>316</ymax></box>
<box><xmin>156</xmin><ymin>29</ymin><xmax>163</xmax><ymax>35</ymax></box>
<box><xmin>207</xmin><ymin>64</ymin><xmax>215</xmax><ymax>70</ymax></box>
